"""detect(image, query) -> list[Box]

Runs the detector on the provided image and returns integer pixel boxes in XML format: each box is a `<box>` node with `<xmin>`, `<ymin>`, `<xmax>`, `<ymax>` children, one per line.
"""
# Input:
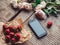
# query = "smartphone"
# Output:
<box><xmin>28</xmin><ymin>19</ymin><xmax>47</xmax><ymax>39</ymax></box>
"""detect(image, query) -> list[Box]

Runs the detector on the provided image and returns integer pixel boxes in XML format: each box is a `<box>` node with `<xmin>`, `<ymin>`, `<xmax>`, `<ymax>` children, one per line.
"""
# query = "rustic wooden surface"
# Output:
<box><xmin>0</xmin><ymin>0</ymin><xmax>60</xmax><ymax>45</ymax></box>
<box><xmin>0</xmin><ymin>0</ymin><xmax>19</xmax><ymax>21</ymax></box>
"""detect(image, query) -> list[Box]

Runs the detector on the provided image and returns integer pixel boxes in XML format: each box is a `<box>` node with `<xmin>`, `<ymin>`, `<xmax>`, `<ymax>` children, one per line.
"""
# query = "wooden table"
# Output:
<box><xmin>0</xmin><ymin>0</ymin><xmax>60</xmax><ymax>45</ymax></box>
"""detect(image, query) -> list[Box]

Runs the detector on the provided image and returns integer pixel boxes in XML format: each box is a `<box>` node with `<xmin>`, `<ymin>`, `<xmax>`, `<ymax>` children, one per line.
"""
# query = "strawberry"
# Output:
<box><xmin>5</xmin><ymin>29</ymin><xmax>10</xmax><ymax>34</ymax></box>
<box><xmin>3</xmin><ymin>24</ymin><xmax>7</xmax><ymax>31</ymax></box>
<box><xmin>15</xmin><ymin>33</ymin><xmax>20</xmax><ymax>41</ymax></box>
<box><xmin>6</xmin><ymin>35</ymin><xmax>11</xmax><ymax>39</ymax></box>
<box><xmin>17</xmin><ymin>25</ymin><xmax>22</xmax><ymax>32</ymax></box>
<box><xmin>13</xmin><ymin>26</ymin><xmax>17</xmax><ymax>33</ymax></box>
<box><xmin>8</xmin><ymin>26</ymin><xmax>17</xmax><ymax>33</ymax></box>
<box><xmin>11</xmin><ymin>38</ymin><xmax>16</xmax><ymax>42</ymax></box>
<box><xmin>5</xmin><ymin>35</ymin><xmax>11</xmax><ymax>43</ymax></box>
<box><xmin>10</xmin><ymin>32</ymin><xmax>14</xmax><ymax>37</ymax></box>
<box><xmin>47</xmin><ymin>21</ymin><xmax>53</xmax><ymax>28</ymax></box>
<box><xmin>16</xmin><ymin>33</ymin><xmax>20</xmax><ymax>38</ymax></box>
<box><xmin>8</xmin><ymin>26</ymin><xmax>14</xmax><ymax>32</ymax></box>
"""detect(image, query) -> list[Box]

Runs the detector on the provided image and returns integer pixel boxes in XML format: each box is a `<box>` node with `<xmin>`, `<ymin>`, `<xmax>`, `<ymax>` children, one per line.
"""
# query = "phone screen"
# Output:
<box><xmin>29</xmin><ymin>19</ymin><xmax>47</xmax><ymax>38</ymax></box>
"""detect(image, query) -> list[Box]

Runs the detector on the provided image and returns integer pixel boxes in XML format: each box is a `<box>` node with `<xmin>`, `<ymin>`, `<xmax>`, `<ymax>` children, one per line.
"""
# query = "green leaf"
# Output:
<box><xmin>56</xmin><ymin>0</ymin><xmax>60</xmax><ymax>5</ymax></box>
<box><xmin>46</xmin><ymin>2</ymin><xmax>56</xmax><ymax>6</ymax></box>
<box><xmin>43</xmin><ymin>9</ymin><xmax>50</xmax><ymax>17</ymax></box>
<box><xmin>35</xmin><ymin>0</ymin><xmax>41</xmax><ymax>4</ymax></box>
<box><xmin>52</xmin><ymin>11</ymin><xmax>58</xmax><ymax>17</ymax></box>
<box><xmin>32</xmin><ymin>3</ymin><xmax>37</xmax><ymax>8</ymax></box>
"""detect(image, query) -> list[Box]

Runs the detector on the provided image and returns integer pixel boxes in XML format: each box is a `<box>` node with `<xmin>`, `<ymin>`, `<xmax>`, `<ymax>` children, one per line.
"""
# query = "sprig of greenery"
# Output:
<box><xmin>42</xmin><ymin>0</ymin><xmax>60</xmax><ymax>17</ymax></box>
<box><xmin>32</xmin><ymin>0</ymin><xmax>60</xmax><ymax>17</ymax></box>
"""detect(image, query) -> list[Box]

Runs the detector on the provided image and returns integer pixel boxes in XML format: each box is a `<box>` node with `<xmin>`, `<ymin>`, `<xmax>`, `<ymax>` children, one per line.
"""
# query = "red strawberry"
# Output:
<box><xmin>15</xmin><ymin>33</ymin><xmax>20</xmax><ymax>41</ymax></box>
<box><xmin>11</xmin><ymin>38</ymin><xmax>16</xmax><ymax>42</ymax></box>
<box><xmin>5</xmin><ymin>29</ymin><xmax>10</xmax><ymax>34</ymax></box>
<box><xmin>3</xmin><ymin>24</ymin><xmax>7</xmax><ymax>30</ymax></box>
<box><xmin>10</xmin><ymin>32</ymin><xmax>14</xmax><ymax>37</ymax></box>
<box><xmin>16</xmin><ymin>33</ymin><xmax>20</xmax><ymax>38</ymax></box>
<box><xmin>6</xmin><ymin>35</ymin><xmax>11</xmax><ymax>39</ymax></box>
<box><xmin>8</xmin><ymin>26</ymin><xmax>17</xmax><ymax>33</ymax></box>
<box><xmin>13</xmin><ymin>26</ymin><xmax>17</xmax><ymax>33</ymax></box>
<box><xmin>8</xmin><ymin>26</ymin><xmax>14</xmax><ymax>31</ymax></box>
<box><xmin>47</xmin><ymin>21</ymin><xmax>53</xmax><ymax>28</ymax></box>
<box><xmin>5</xmin><ymin>35</ymin><xmax>11</xmax><ymax>43</ymax></box>
<box><xmin>17</xmin><ymin>25</ymin><xmax>22</xmax><ymax>32</ymax></box>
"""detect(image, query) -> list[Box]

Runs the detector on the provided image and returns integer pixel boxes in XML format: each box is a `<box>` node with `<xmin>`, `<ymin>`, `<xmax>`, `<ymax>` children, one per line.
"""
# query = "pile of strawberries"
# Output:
<box><xmin>3</xmin><ymin>24</ymin><xmax>22</xmax><ymax>43</ymax></box>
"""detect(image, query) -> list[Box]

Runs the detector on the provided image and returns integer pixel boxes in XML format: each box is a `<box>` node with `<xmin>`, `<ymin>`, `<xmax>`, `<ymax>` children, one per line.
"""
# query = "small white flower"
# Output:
<box><xmin>11</xmin><ymin>0</ymin><xmax>18</xmax><ymax>8</ymax></box>
<box><xmin>18</xmin><ymin>3</ymin><xmax>24</xmax><ymax>9</ymax></box>
<box><xmin>35</xmin><ymin>1</ymin><xmax>46</xmax><ymax>11</ymax></box>
<box><xmin>23</xmin><ymin>3</ymin><xmax>32</xmax><ymax>10</ymax></box>
<box><xmin>40</xmin><ymin>1</ymin><xmax>47</xmax><ymax>8</ymax></box>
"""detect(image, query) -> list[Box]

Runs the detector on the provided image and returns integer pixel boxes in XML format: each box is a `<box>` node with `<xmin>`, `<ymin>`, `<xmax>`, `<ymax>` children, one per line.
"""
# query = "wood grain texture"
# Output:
<box><xmin>0</xmin><ymin>0</ymin><xmax>19</xmax><ymax>21</ymax></box>
<box><xmin>15</xmin><ymin>12</ymin><xmax>60</xmax><ymax>45</ymax></box>
<box><xmin>0</xmin><ymin>0</ymin><xmax>60</xmax><ymax>45</ymax></box>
